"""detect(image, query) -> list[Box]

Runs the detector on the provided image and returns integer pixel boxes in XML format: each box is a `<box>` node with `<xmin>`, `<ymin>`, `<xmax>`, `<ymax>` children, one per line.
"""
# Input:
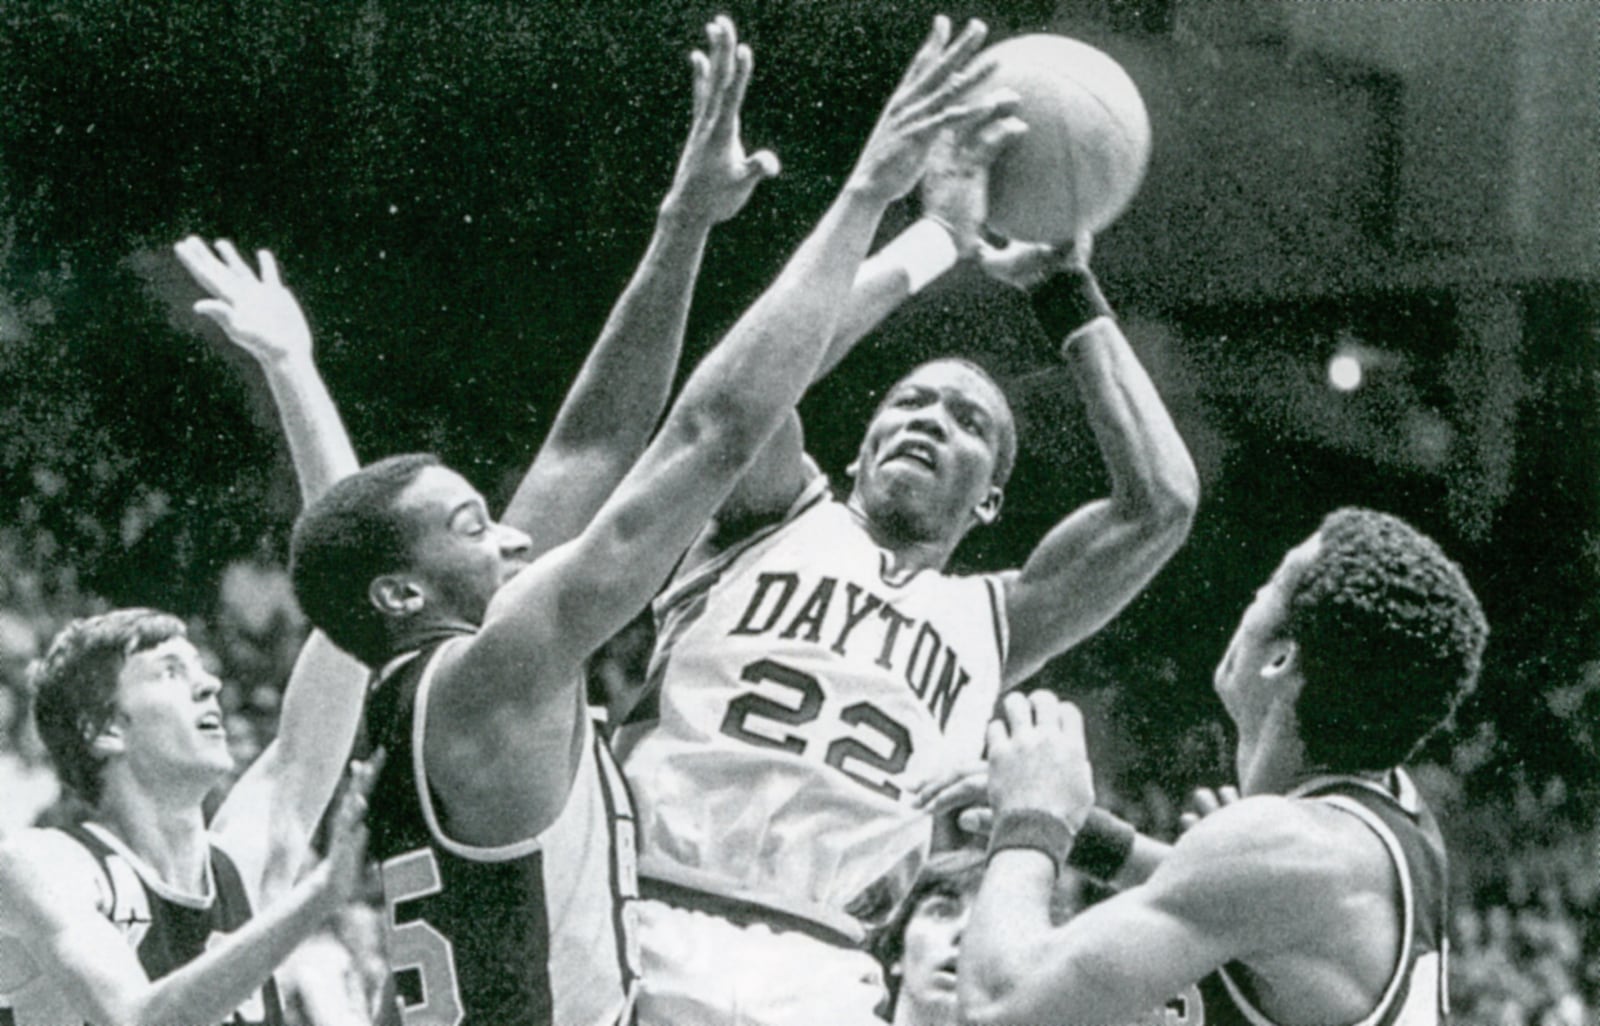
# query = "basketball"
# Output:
<box><xmin>975</xmin><ymin>34</ymin><xmax>1152</xmax><ymax>244</ymax></box>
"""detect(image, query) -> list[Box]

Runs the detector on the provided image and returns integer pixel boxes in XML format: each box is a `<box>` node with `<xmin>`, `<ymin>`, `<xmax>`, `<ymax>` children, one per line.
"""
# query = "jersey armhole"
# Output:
<box><xmin>1216</xmin><ymin>797</ymin><xmax>1420</xmax><ymax>1024</ymax></box>
<box><xmin>411</xmin><ymin>636</ymin><xmax>559</xmax><ymax>863</ymax></box>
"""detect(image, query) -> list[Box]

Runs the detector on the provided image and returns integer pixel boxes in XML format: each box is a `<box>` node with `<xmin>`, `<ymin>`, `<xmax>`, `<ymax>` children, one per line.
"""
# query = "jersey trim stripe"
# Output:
<box><xmin>983</xmin><ymin>575</ymin><xmax>1008</xmax><ymax>670</ymax></box>
<box><xmin>1216</xmin><ymin>794</ymin><xmax>1418</xmax><ymax>1026</ymax></box>
<box><xmin>408</xmin><ymin>635</ymin><xmax>546</xmax><ymax>863</ymax></box>
<box><xmin>592</xmin><ymin>734</ymin><xmax>639</xmax><ymax>1003</ymax></box>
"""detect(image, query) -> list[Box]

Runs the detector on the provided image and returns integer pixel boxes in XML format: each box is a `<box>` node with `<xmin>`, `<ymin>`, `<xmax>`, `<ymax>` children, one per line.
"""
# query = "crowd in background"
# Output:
<box><xmin>0</xmin><ymin>534</ymin><xmax>1593</xmax><ymax>1026</ymax></box>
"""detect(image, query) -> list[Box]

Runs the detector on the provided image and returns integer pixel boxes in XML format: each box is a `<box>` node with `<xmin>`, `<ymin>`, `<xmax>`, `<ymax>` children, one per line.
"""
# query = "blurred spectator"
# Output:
<box><xmin>0</xmin><ymin>611</ymin><xmax>59</xmax><ymax>838</ymax></box>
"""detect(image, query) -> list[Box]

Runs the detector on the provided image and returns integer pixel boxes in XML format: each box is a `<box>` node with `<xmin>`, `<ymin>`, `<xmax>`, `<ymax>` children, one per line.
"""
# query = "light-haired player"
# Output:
<box><xmin>0</xmin><ymin>238</ymin><xmax>372</xmax><ymax>1026</ymax></box>
<box><xmin>613</xmin><ymin>32</ymin><xmax>1198</xmax><ymax>1026</ymax></box>
<box><xmin>960</xmin><ymin>509</ymin><xmax>1487</xmax><ymax>1026</ymax></box>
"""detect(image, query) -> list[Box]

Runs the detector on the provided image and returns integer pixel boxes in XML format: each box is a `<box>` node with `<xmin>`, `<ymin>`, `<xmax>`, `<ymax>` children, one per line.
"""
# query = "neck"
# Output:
<box><xmin>1232</xmin><ymin>706</ymin><xmax>1308</xmax><ymax>797</ymax></box>
<box><xmin>844</xmin><ymin>495</ymin><xmax>961</xmax><ymax>576</ymax></box>
<box><xmin>389</xmin><ymin>615</ymin><xmax>476</xmax><ymax>657</ymax></box>
<box><xmin>895</xmin><ymin>998</ymin><xmax>958</xmax><ymax>1026</ymax></box>
<box><xmin>96</xmin><ymin>776</ymin><xmax>213</xmax><ymax>893</ymax></box>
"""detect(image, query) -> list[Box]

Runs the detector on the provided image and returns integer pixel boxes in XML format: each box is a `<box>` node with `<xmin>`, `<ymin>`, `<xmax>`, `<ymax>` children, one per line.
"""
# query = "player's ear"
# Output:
<box><xmin>370</xmin><ymin>575</ymin><xmax>425</xmax><ymax>617</ymax></box>
<box><xmin>1262</xmin><ymin>639</ymin><xmax>1300</xmax><ymax>681</ymax></box>
<box><xmin>973</xmin><ymin>485</ymin><xmax>1004</xmax><ymax>526</ymax></box>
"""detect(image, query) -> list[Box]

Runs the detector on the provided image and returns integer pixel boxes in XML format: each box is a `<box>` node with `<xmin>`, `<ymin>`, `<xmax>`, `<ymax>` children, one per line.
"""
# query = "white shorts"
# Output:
<box><xmin>633</xmin><ymin>898</ymin><xmax>889</xmax><ymax>1026</ymax></box>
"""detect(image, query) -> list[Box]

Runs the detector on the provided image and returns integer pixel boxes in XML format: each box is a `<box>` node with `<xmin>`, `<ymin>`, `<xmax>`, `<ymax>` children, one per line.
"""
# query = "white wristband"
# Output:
<box><xmin>879</xmin><ymin>218</ymin><xmax>960</xmax><ymax>295</ymax></box>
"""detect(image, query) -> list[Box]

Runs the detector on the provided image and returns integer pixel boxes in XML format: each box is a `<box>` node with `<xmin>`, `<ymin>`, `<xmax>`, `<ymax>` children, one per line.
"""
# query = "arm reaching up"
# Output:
<box><xmin>989</xmin><ymin>236</ymin><xmax>1199</xmax><ymax>686</ymax></box>
<box><xmin>174</xmin><ymin>237</ymin><xmax>370</xmax><ymax>896</ymax></box>
<box><xmin>691</xmin><ymin>30</ymin><xmax>1026</xmax><ymax>546</ymax></box>
<box><xmin>173</xmin><ymin>237</ymin><xmax>357</xmax><ymax>504</ymax></box>
<box><xmin>423</xmin><ymin>15</ymin><xmax>1020</xmax><ymax>847</ymax></box>
<box><xmin>500</xmin><ymin>15</ymin><xmax>779</xmax><ymax>558</ymax></box>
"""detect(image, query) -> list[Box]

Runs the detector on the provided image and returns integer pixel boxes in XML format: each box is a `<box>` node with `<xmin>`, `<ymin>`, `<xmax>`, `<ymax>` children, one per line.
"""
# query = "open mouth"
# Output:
<box><xmin>196</xmin><ymin>710</ymin><xmax>226</xmax><ymax>737</ymax></box>
<box><xmin>883</xmin><ymin>439</ymin><xmax>939</xmax><ymax>472</ymax></box>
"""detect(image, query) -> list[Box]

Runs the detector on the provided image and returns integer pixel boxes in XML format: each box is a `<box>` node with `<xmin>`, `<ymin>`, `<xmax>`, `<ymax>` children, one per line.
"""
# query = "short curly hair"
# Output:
<box><xmin>1288</xmin><ymin>508</ymin><xmax>1488</xmax><ymax>772</ymax></box>
<box><xmin>290</xmin><ymin>453</ymin><xmax>440</xmax><ymax>666</ymax></box>
<box><xmin>31</xmin><ymin>608</ymin><xmax>188</xmax><ymax>805</ymax></box>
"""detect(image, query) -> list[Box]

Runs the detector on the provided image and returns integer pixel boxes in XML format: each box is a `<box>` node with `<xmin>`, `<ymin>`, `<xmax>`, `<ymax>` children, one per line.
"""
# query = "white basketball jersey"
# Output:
<box><xmin>616</xmin><ymin>484</ymin><xmax>1008</xmax><ymax>939</ymax></box>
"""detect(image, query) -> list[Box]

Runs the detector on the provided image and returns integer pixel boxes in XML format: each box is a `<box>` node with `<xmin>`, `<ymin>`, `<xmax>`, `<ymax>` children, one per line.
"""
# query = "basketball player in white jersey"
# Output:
<box><xmin>0</xmin><ymin>238</ymin><xmax>374</xmax><ymax>1025</ymax></box>
<box><xmin>960</xmin><ymin>508</ymin><xmax>1487</xmax><ymax>1026</ymax></box>
<box><xmin>612</xmin><ymin>40</ymin><xmax>1200</xmax><ymax>1023</ymax></box>
<box><xmin>287</xmin><ymin>17</ymin><xmax>1012</xmax><ymax>1026</ymax></box>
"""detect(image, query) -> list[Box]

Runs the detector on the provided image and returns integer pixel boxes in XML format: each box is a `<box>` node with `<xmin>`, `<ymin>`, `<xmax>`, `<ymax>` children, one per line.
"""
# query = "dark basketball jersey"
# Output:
<box><xmin>366</xmin><ymin>635</ymin><xmax>639</xmax><ymax>1026</ymax></box>
<box><xmin>0</xmin><ymin>821</ymin><xmax>283</xmax><ymax>1026</ymax></box>
<box><xmin>1191</xmin><ymin>769</ymin><xmax>1450</xmax><ymax>1026</ymax></box>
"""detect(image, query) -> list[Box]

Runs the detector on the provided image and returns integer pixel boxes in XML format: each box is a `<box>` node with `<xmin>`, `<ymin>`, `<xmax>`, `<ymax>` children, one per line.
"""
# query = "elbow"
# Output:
<box><xmin>1151</xmin><ymin>440</ymin><xmax>1201</xmax><ymax>530</ymax></box>
<box><xmin>1124</xmin><ymin>465</ymin><xmax>1198</xmax><ymax>552</ymax></box>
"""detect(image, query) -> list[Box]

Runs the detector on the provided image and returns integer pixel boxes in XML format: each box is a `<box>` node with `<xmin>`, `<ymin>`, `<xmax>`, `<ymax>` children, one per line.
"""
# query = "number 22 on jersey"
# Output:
<box><xmin>719</xmin><ymin>658</ymin><xmax>914</xmax><ymax>799</ymax></box>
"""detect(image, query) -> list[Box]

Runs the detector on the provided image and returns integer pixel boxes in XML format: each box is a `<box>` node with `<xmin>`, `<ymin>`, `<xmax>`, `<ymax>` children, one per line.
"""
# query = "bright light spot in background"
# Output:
<box><xmin>1328</xmin><ymin>353</ymin><xmax>1363</xmax><ymax>392</ymax></box>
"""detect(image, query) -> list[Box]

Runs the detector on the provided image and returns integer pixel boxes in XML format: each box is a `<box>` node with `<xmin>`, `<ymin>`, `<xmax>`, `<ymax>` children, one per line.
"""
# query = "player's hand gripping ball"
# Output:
<box><xmin>974</xmin><ymin>34</ymin><xmax>1151</xmax><ymax>243</ymax></box>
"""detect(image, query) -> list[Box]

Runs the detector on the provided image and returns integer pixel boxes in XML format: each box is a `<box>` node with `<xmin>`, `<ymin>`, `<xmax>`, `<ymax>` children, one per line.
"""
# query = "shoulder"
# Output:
<box><xmin>1143</xmin><ymin>796</ymin><xmax>1388</xmax><ymax>937</ymax></box>
<box><xmin>0</xmin><ymin>827</ymin><xmax>106</xmax><ymax>918</ymax></box>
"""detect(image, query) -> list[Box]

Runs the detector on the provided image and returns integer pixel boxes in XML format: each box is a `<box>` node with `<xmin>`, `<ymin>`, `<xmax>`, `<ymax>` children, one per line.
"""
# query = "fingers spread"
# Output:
<box><xmin>689</xmin><ymin>50</ymin><xmax>711</xmax><ymax>123</ymax></box>
<box><xmin>898</xmin><ymin>15</ymin><xmax>953</xmax><ymax>93</ymax></box>
<box><xmin>256</xmin><ymin>249</ymin><xmax>281</xmax><ymax>287</ymax></box>
<box><xmin>214</xmin><ymin>239</ymin><xmax>253</xmax><ymax>277</ymax></box>
<box><xmin>175</xmin><ymin>238</ymin><xmax>232</xmax><ymax>297</ymax></box>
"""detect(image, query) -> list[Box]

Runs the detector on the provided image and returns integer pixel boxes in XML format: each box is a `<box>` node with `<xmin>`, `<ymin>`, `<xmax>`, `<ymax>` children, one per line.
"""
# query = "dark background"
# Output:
<box><xmin>1</xmin><ymin>0</ymin><xmax>1595</xmax><ymax>816</ymax></box>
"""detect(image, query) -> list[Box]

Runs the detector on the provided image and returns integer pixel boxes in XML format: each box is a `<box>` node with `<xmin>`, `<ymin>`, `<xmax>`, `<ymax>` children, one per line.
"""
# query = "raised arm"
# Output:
<box><xmin>173</xmin><ymin>238</ymin><xmax>368</xmax><ymax>894</ymax></box>
<box><xmin>701</xmin><ymin>100</ymin><xmax>1027</xmax><ymax>545</ymax></box>
<box><xmin>499</xmin><ymin>16</ymin><xmax>778</xmax><ymax>558</ymax></box>
<box><xmin>0</xmin><ymin>763</ymin><xmax>372</xmax><ymax>1025</ymax></box>
<box><xmin>429</xmin><ymin>16</ymin><xmax>1010</xmax><ymax>840</ymax></box>
<box><xmin>995</xmin><ymin>241</ymin><xmax>1199</xmax><ymax>686</ymax></box>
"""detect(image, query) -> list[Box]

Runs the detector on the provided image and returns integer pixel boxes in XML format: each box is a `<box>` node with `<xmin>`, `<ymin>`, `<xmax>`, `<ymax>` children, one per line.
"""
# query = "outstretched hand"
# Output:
<box><xmin>663</xmin><ymin>15</ymin><xmax>780</xmax><ymax>226</ymax></box>
<box><xmin>920</xmin><ymin>114</ymin><xmax>1029</xmax><ymax>258</ymax></box>
<box><xmin>847</xmin><ymin>16</ymin><xmax>1017</xmax><ymax>206</ymax></box>
<box><xmin>174</xmin><ymin>236</ymin><xmax>312</xmax><ymax>366</ymax></box>
<box><xmin>975</xmin><ymin>230</ymin><xmax>1091</xmax><ymax>291</ymax></box>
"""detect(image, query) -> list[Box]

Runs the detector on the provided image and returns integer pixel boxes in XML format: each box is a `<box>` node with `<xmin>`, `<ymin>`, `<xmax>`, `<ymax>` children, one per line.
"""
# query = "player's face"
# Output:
<box><xmin>110</xmin><ymin>637</ymin><xmax>234</xmax><ymax>789</ymax></box>
<box><xmin>895</xmin><ymin>888</ymin><xmax>972</xmax><ymax>1022</ymax></box>
<box><xmin>394</xmin><ymin>466</ymin><xmax>533</xmax><ymax>626</ymax></box>
<box><xmin>852</xmin><ymin>362</ymin><xmax>1008</xmax><ymax>543</ymax></box>
<box><xmin>1213</xmin><ymin>532</ymin><xmax>1322</xmax><ymax>719</ymax></box>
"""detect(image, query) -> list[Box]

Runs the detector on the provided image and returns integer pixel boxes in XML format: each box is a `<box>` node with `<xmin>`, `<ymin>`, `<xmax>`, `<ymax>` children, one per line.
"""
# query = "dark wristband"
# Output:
<box><xmin>1029</xmin><ymin>267</ymin><xmax>1114</xmax><ymax>345</ymax></box>
<box><xmin>1065</xmin><ymin>807</ymin><xmax>1137</xmax><ymax>882</ymax></box>
<box><xmin>986</xmin><ymin>809</ymin><xmax>1075</xmax><ymax>875</ymax></box>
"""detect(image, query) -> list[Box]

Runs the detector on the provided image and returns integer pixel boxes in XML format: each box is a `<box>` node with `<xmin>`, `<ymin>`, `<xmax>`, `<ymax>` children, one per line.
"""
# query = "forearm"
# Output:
<box><xmin>124</xmin><ymin>873</ymin><xmax>332</xmax><ymax>1025</ymax></box>
<box><xmin>504</xmin><ymin>209</ymin><xmax>711</xmax><ymax>525</ymax></box>
<box><xmin>257</xmin><ymin>354</ymin><xmax>360</xmax><ymax>506</ymax></box>
<box><xmin>262</xmin><ymin>634</ymin><xmax>368</xmax><ymax>859</ymax></box>
<box><xmin>822</xmin><ymin>218</ymin><xmax>957</xmax><ymax>380</ymax></box>
<box><xmin>673</xmin><ymin>185</ymin><xmax>886</xmax><ymax>445</ymax></box>
<box><xmin>961</xmin><ymin>850</ymin><xmax>1061</xmax><ymax>1023</ymax></box>
<box><xmin>1064</xmin><ymin>318</ymin><xmax>1198</xmax><ymax>524</ymax></box>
